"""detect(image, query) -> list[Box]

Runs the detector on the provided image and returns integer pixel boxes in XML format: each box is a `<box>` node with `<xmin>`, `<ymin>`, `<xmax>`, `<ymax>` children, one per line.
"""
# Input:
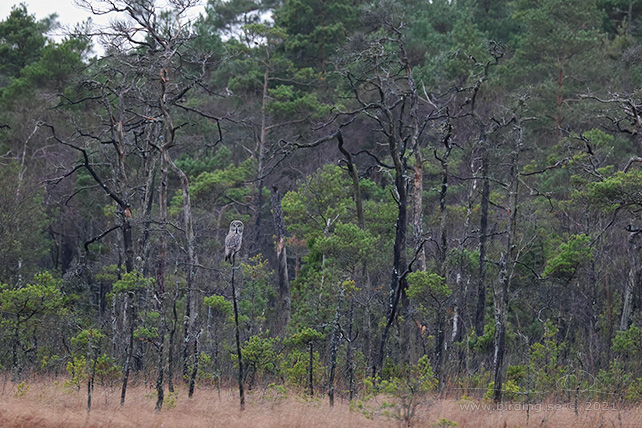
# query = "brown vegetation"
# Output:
<box><xmin>0</xmin><ymin>378</ymin><xmax>388</xmax><ymax>428</ymax></box>
<box><xmin>0</xmin><ymin>378</ymin><xmax>640</xmax><ymax>428</ymax></box>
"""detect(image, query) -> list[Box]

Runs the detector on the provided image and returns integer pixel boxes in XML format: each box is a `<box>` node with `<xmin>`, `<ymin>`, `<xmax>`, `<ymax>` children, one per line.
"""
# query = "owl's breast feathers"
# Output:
<box><xmin>224</xmin><ymin>234</ymin><xmax>242</xmax><ymax>263</ymax></box>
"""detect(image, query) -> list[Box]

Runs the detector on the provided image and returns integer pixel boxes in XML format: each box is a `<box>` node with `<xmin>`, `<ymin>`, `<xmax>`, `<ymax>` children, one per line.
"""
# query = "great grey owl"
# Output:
<box><xmin>224</xmin><ymin>220</ymin><xmax>244</xmax><ymax>265</ymax></box>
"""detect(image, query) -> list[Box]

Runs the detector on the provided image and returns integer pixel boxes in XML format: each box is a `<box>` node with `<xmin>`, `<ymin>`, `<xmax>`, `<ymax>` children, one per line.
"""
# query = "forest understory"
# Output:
<box><xmin>0</xmin><ymin>377</ymin><xmax>638</xmax><ymax>428</ymax></box>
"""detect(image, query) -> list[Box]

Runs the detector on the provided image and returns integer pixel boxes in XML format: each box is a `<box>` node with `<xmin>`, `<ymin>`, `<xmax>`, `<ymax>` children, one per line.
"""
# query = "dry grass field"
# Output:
<box><xmin>0</xmin><ymin>378</ymin><xmax>641</xmax><ymax>427</ymax></box>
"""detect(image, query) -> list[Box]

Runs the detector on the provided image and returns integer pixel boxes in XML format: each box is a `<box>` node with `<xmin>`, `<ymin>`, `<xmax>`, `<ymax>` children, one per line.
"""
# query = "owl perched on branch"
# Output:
<box><xmin>224</xmin><ymin>220</ymin><xmax>244</xmax><ymax>265</ymax></box>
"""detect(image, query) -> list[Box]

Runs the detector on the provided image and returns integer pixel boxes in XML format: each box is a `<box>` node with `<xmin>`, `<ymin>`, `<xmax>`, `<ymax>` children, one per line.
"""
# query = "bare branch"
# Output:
<box><xmin>41</xmin><ymin>123</ymin><xmax>128</xmax><ymax>209</ymax></box>
<box><xmin>84</xmin><ymin>224</ymin><xmax>121</xmax><ymax>253</ymax></box>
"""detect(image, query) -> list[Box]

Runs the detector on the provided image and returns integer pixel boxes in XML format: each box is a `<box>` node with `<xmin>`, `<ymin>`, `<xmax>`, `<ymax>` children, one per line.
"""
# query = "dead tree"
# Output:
<box><xmin>271</xmin><ymin>186</ymin><xmax>291</xmax><ymax>335</ymax></box>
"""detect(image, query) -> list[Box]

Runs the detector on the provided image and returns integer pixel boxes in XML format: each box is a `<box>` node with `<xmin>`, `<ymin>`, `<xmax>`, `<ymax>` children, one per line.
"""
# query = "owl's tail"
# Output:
<box><xmin>224</xmin><ymin>249</ymin><xmax>234</xmax><ymax>264</ymax></box>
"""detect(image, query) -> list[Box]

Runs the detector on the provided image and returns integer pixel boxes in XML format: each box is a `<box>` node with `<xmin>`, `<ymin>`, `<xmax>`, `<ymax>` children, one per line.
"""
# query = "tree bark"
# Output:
<box><xmin>136</xmin><ymin>140</ymin><xmax>158</xmax><ymax>276</ymax></box>
<box><xmin>328</xmin><ymin>286</ymin><xmax>344</xmax><ymax>407</ymax></box>
<box><xmin>336</xmin><ymin>131</ymin><xmax>365</xmax><ymax>230</ymax></box>
<box><xmin>434</xmin><ymin>302</ymin><xmax>447</xmax><ymax>389</ymax></box>
<box><xmin>492</xmin><ymin>254</ymin><xmax>509</xmax><ymax>403</ymax></box>
<box><xmin>271</xmin><ymin>187</ymin><xmax>291</xmax><ymax>335</ymax></box>
<box><xmin>120</xmin><ymin>293</ymin><xmax>136</xmax><ymax>406</ymax></box>
<box><xmin>621</xmin><ymin>230</ymin><xmax>641</xmax><ymax>330</ymax></box>
<box><xmin>375</xmin><ymin>144</ymin><xmax>409</xmax><ymax>375</ymax></box>
<box><xmin>346</xmin><ymin>301</ymin><xmax>356</xmax><ymax>402</ymax></box>
<box><xmin>188</xmin><ymin>335</ymin><xmax>199</xmax><ymax>398</ymax></box>
<box><xmin>436</xmin><ymin>133</ymin><xmax>453</xmax><ymax>274</ymax></box>
<box><xmin>154</xmin><ymin>324</ymin><xmax>166</xmax><ymax>412</ymax></box>
<box><xmin>231</xmin><ymin>266</ymin><xmax>245</xmax><ymax>411</ymax></box>
<box><xmin>11</xmin><ymin>326</ymin><xmax>20</xmax><ymax>381</ymax></box>
<box><xmin>493</xmin><ymin>122</ymin><xmax>520</xmax><ymax>403</ymax></box>
<box><xmin>252</xmin><ymin>68</ymin><xmax>270</xmax><ymax>254</ymax></box>
<box><xmin>87</xmin><ymin>332</ymin><xmax>100</xmax><ymax>414</ymax></box>
<box><xmin>153</xmin><ymin>144</ymin><xmax>168</xmax><ymax>412</ymax></box>
<box><xmin>168</xmin><ymin>293</ymin><xmax>177</xmax><ymax>393</ymax></box>
<box><xmin>412</xmin><ymin>152</ymin><xmax>426</xmax><ymax>271</ymax></box>
<box><xmin>166</xmin><ymin>156</ymin><xmax>198</xmax><ymax>388</ymax></box>
<box><xmin>308</xmin><ymin>341</ymin><xmax>314</xmax><ymax>396</ymax></box>
<box><xmin>475</xmin><ymin>138</ymin><xmax>490</xmax><ymax>338</ymax></box>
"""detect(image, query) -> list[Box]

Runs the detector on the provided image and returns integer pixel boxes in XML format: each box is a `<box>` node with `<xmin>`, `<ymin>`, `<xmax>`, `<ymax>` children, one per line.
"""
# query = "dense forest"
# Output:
<box><xmin>4</xmin><ymin>0</ymin><xmax>642</xmax><ymax>415</ymax></box>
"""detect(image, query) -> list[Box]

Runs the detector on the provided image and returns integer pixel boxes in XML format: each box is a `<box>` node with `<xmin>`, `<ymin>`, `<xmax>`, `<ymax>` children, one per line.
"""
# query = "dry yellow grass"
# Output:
<box><xmin>0</xmin><ymin>379</ymin><xmax>393</xmax><ymax>428</ymax></box>
<box><xmin>425</xmin><ymin>399</ymin><xmax>642</xmax><ymax>428</ymax></box>
<box><xmin>0</xmin><ymin>379</ymin><xmax>641</xmax><ymax>427</ymax></box>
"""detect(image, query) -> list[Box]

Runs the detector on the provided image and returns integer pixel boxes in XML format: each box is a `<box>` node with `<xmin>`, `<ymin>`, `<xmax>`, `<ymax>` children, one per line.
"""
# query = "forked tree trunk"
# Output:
<box><xmin>336</xmin><ymin>131</ymin><xmax>365</xmax><ymax>230</ymax></box>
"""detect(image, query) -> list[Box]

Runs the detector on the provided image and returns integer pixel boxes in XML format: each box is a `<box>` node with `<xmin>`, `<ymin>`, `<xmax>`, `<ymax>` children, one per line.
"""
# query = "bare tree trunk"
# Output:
<box><xmin>87</xmin><ymin>332</ymin><xmax>100</xmax><ymax>414</ymax></box>
<box><xmin>158</xmin><ymin>130</ymin><xmax>198</xmax><ymax>385</ymax></box>
<box><xmin>153</xmin><ymin>144</ymin><xmax>169</xmax><ymax>412</ymax></box>
<box><xmin>346</xmin><ymin>301</ymin><xmax>356</xmax><ymax>401</ymax></box>
<box><xmin>451</xmin><ymin>303</ymin><xmax>460</xmax><ymax>344</ymax></box>
<box><xmin>154</xmin><ymin>324</ymin><xmax>166</xmax><ymax>412</ymax></box>
<box><xmin>373</xmin><ymin>127</ymin><xmax>410</xmax><ymax>374</ymax></box>
<box><xmin>434</xmin><ymin>303</ymin><xmax>446</xmax><ymax>389</ymax></box>
<box><xmin>456</xmin><ymin>156</ymin><xmax>477</xmax><ymax>368</ymax></box>
<box><xmin>121</xmin><ymin>214</ymin><xmax>135</xmax><ymax>274</ymax></box>
<box><xmin>336</xmin><ymin>131</ymin><xmax>367</xmax><ymax>389</ymax></box>
<box><xmin>252</xmin><ymin>68</ymin><xmax>270</xmax><ymax>254</ymax></box>
<box><xmin>493</xmin><ymin>254</ymin><xmax>510</xmax><ymax>403</ymax></box>
<box><xmin>271</xmin><ymin>187</ymin><xmax>291</xmax><ymax>335</ymax></box>
<box><xmin>120</xmin><ymin>293</ymin><xmax>135</xmax><ymax>406</ymax></box>
<box><xmin>137</xmin><ymin>144</ymin><xmax>158</xmax><ymax>276</ymax></box>
<box><xmin>493</xmin><ymin>122</ymin><xmax>521</xmax><ymax>403</ymax></box>
<box><xmin>435</xmin><ymin>129</ymin><xmax>453</xmax><ymax>274</ymax></box>
<box><xmin>364</xmin><ymin>297</ymin><xmax>372</xmax><ymax>373</ymax></box>
<box><xmin>188</xmin><ymin>334</ymin><xmax>199</xmax><ymax>398</ymax></box>
<box><xmin>168</xmin><ymin>294</ymin><xmax>177</xmax><ymax>393</ymax></box>
<box><xmin>11</xmin><ymin>327</ymin><xmax>20</xmax><ymax>381</ymax></box>
<box><xmin>375</xmin><ymin>164</ymin><xmax>408</xmax><ymax>375</ymax></box>
<box><xmin>475</xmin><ymin>138</ymin><xmax>490</xmax><ymax>338</ymax></box>
<box><xmin>412</xmin><ymin>152</ymin><xmax>426</xmax><ymax>271</ymax></box>
<box><xmin>165</xmin><ymin>156</ymin><xmax>199</xmax><ymax>390</ymax></box>
<box><xmin>114</xmin><ymin>120</ymin><xmax>134</xmax><ymax>274</ymax></box>
<box><xmin>328</xmin><ymin>286</ymin><xmax>344</xmax><ymax>407</ymax></box>
<box><xmin>231</xmin><ymin>266</ymin><xmax>245</xmax><ymax>411</ymax></box>
<box><xmin>309</xmin><ymin>341</ymin><xmax>314</xmax><ymax>396</ymax></box>
<box><xmin>621</xmin><ymin>269</ymin><xmax>634</xmax><ymax>332</ymax></box>
<box><xmin>337</xmin><ymin>131</ymin><xmax>365</xmax><ymax>230</ymax></box>
<box><xmin>622</xmin><ymin>230</ymin><xmax>641</xmax><ymax>330</ymax></box>
<box><xmin>154</xmin><ymin>322</ymin><xmax>165</xmax><ymax>413</ymax></box>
